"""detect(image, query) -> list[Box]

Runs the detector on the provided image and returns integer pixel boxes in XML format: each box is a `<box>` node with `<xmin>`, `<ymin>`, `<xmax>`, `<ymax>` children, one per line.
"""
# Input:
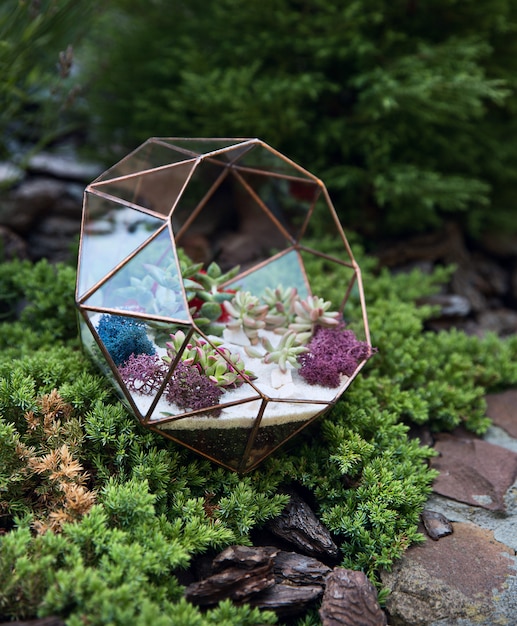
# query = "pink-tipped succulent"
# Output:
<box><xmin>288</xmin><ymin>295</ymin><xmax>341</xmax><ymax>335</ymax></box>
<box><xmin>223</xmin><ymin>291</ymin><xmax>269</xmax><ymax>345</ymax></box>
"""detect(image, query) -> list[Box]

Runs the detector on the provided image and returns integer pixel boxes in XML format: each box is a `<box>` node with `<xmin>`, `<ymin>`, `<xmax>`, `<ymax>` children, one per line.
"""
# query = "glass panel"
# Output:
<box><xmin>78</xmin><ymin>311</ymin><xmax>142</xmax><ymax>417</ymax></box>
<box><xmin>161</xmin><ymin>138</ymin><xmax>253</xmax><ymax>158</ymax></box>
<box><xmin>228</xmin><ymin>249</ymin><xmax>309</xmax><ymax>298</ymax></box>
<box><xmin>233</xmin><ymin>142</ymin><xmax>315</xmax><ymax>178</ymax></box>
<box><xmin>138</xmin><ymin>328</ymin><xmax>262</xmax><ymax>421</ymax></box>
<box><xmin>171</xmin><ymin>158</ymin><xmax>230</xmax><ymax>263</ymax></box>
<box><xmin>231</xmin><ymin>167</ymin><xmax>320</xmax><ymax>243</ymax></box>
<box><xmin>92</xmin><ymin>161</ymin><xmax>196</xmax><ymax>216</ymax></box>
<box><xmin>84</xmin><ymin>227</ymin><xmax>190</xmax><ymax>321</ymax></box>
<box><xmin>77</xmin><ymin>192</ymin><xmax>164</xmax><ymax>299</ymax></box>
<box><xmin>157</xmin><ymin>418</ymin><xmax>256</xmax><ymax>472</ymax></box>
<box><xmin>93</xmin><ymin>139</ymin><xmax>195</xmax><ymax>183</ymax></box>
<box><xmin>243</xmin><ymin>401</ymin><xmax>331</xmax><ymax>471</ymax></box>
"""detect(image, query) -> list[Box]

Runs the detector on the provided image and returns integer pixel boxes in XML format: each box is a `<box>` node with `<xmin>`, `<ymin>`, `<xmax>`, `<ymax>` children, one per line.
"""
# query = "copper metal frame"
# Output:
<box><xmin>75</xmin><ymin>138</ymin><xmax>371</xmax><ymax>472</ymax></box>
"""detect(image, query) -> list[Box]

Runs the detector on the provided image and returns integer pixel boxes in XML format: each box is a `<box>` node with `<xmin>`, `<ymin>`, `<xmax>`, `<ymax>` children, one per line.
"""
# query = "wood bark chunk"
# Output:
<box><xmin>249</xmin><ymin>583</ymin><xmax>324</xmax><ymax>616</ymax></box>
<box><xmin>185</xmin><ymin>545</ymin><xmax>277</xmax><ymax>605</ymax></box>
<box><xmin>265</xmin><ymin>491</ymin><xmax>340</xmax><ymax>559</ymax></box>
<box><xmin>273</xmin><ymin>550</ymin><xmax>331</xmax><ymax>585</ymax></box>
<box><xmin>319</xmin><ymin>568</ymin><xmax>387</xmax><ymax>626</ymax></box>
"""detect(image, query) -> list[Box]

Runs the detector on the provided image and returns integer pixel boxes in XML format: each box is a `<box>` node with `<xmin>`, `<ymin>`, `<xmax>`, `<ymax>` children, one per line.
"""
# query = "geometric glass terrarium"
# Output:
<box><xmin>75</xmin><ymin>138</ymin><xmax>373</xmax><ymax>473</ymax></box>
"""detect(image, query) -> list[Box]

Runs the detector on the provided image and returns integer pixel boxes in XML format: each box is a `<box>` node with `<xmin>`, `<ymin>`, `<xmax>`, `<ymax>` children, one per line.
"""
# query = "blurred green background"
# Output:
<box><xmin>2</xmin><ymin>0</ymin><xmax>517</xmax><ymax>240</ymax></box>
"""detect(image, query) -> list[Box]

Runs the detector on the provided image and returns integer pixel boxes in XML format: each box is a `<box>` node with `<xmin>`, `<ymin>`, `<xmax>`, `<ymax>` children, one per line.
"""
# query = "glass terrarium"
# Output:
<box><xmin>75</xmin><ymin>138</ymin><xmax>373</xmax><ymax>472</ymax></box>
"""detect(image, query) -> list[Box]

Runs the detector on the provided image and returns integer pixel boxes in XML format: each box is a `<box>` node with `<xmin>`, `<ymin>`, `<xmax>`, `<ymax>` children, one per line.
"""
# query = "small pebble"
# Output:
<box><xmin>421</xmin><ymin>510</ymin><xmax>453</xmax><ymax>541</ymax></box>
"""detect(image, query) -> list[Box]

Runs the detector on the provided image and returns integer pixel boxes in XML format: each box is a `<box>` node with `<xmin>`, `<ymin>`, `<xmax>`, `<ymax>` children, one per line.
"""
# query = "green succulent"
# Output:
<box><xmin>164</xmin><ymin>330</ymin><xmax>256</xmax><ymax>389</ymax></box>
<box><xmin>260</xmin><ymin>331</ymin><xmax>309</xmax><ymax>373</ymax></box>
<box><xmin>288</xmin><ymin>295</ymin><xmax>341</xmax><ymax>335</ymax></box>
<box><xmin>224</xmin><ymin>291</ymin><xmax>269</xmax><ymax>345</ymax></box>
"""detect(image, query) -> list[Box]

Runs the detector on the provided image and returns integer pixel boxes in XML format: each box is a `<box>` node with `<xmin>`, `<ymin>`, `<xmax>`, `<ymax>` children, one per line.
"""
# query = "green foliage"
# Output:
<box><xmin>1</xmin><ymin>245</ymin><xmax>517</xmax><ymax>622</ymax></box>
<box><xmin>0</xmin><ymin>0</ymin><xmax>95</xmax><ymax>158</ymax></box>
<box><xmin>80</xmin><ymin>0</ymin><xmax>517</xmax><ymax>237</ymax></box>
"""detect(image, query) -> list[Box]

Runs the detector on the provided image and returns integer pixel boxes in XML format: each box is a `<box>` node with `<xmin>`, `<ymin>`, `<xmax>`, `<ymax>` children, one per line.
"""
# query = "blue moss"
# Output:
<box><xmin>97</xmin><ymin>314</ymin><xmax>156</xmax><ymax>366</ymax></box>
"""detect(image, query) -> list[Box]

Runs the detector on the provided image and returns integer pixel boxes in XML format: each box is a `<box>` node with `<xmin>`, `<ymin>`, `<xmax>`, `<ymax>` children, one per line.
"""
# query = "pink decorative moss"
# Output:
<box><xmin>298</xmin><ymin>324</ymin><xmax>374</xmax><ymax>388</ymax></box>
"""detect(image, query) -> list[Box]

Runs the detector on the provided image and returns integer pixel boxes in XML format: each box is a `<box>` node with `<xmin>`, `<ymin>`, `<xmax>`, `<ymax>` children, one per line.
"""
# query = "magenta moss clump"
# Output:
<box><xmin>118</xmin><ymin>353</ymin><xmax>223</xmax><ymax>415</ymax></box>
<box><xmin>298</xmin><ymin>324</ymin><xmax>374</xmax><ymax>388</ymax></box>
<box><xmin>118</xmin><ymin>353</ymin><xmax>168</xmax><ymax>395</ymax></box>
<box><xmin>165</xmin><ymin>361</ymin><xmax>223</xmax><ymax>414</ymax></box>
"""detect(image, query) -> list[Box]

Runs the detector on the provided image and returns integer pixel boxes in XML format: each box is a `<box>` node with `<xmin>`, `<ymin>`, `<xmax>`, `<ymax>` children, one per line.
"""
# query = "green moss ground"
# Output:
<box><xmin>1</xmin><ymin>247</ymin><xmax>517</xmax><ymax>625</ymax></box>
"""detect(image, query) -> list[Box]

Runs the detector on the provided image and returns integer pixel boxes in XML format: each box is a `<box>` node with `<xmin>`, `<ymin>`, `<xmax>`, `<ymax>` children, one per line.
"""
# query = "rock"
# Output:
<box><xmin>418</xmin><ymin>293</ymin><xmax>471</xmax><ymax>317</ymax></box>
<box><xmin>266</xmin><ymin>490</ymin><xmax>340</xmax><ymax>560</ymax></box>
<box><xmin>477</xmin><ymin>308</ymin><xmax>517</xmax><ymax>336</ymax></box>
<box><xmin>381</xmin><ymin>522</ymin><xmax>517</xmax><ymax>625</ymax></box>
<box><xmin>319</xmin><ymin>568</ymin><xmax>387</xmax><ymax>626</ymax></box>
<box><xmin>430</xmin><ymin>432</ymin><xmax>517</xmax><ymax>511</ymax></box>
<box><xmin>0</xmin><ymin>161</ymin><xmax>24</xmax><ymax>186</ymax></box>
<box><xmin>420</xmin><ymin>509</ymin><xmax>453</xmax><ymax>541</ymax></box>
<box><xmin>0</xmin><ymin>178</ymin><xmax>70</xmax><ymax>232</ymax></box>
<box><xmin>0</xmin><ymin>617</ymin><xmax>65</xmax><ymax>626</ymax></box>
<box><xmin>486</xmin><ymin>389</ymin><xmax>517</xmax><ymax>438</ymax></box>
<box><xmin>0</xmin><ymin>225</ymin><xmax>28</xmax><ymax>260</ymax></box>
<box><xmin>28</xmin><ymin>152</ymin><xmax>102</xmax><ymax>182</ymax></box>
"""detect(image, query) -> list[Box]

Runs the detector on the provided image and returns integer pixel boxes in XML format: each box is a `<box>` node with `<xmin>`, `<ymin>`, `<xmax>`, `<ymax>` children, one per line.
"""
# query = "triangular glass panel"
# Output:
<box><xmin>133</xmin><ymin>327</ymin><xmax>263</xmax><ymax>422</ymax></box>
<box><xmin>170</xmin><ymin>158</ymin><xmax>231</xmax><ymax>256</ymax></box>
<box><xmin>228</xmin><ymin>249</ymin><xmax>309</xmax><ymax>299</ymax></box>
<box><xmin>155</xmin><ymin>412</ymin><xmax>257</xmax><ymax>472</ymax></box>
<box><xmin>77</xmin><ymin>192</ymin><xmax>164</xmax><ymax>299</ymax></box>
<box><xmin>230</xmin><ymin>166</ymin><xmax>320</xmax><ymax>243</ymax></box>
<box><xmin>91</xmin><ymin>160</ymin><xmax>196</xmax><ymax>216</ymax></box>
<box><xmin>232</xmin><ymin>142</ymin><xmax>316</xmax><ymax>179</ymax></box>
<box><xmin>161</xmin><ymin>138</ymin><xmax>253</xmax><ymax>159</ymax></box>
<box><xmin>93</xmin><ymin>139</ymin><xmax>195</xmax><ymax>183</ymax></box>
<box><xmin>82</xmin><ymin>227</ymin><xmax>190</xmax><ymax>321</ymax></box>
<box><xmin>78</xmin><ymin>310</ymin><xmax>146</xmax><ymax>419</ymax></box>
<box><xmin>242</xmin><ymin>401</ymin><xmax>330</xmax><ymax>471</ymax></box>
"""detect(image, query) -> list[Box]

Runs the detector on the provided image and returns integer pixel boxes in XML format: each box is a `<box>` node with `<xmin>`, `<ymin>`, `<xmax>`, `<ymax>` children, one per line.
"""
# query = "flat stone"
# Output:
<box><xmin>28</xmin><ymin>152</ymin><xmax>102</xmax><ymax>182</ymax></box>
<box><xmin>381</xmin><ymin>522</ymin><xmax>517</xmax><ymax>625</ymax></box>
<box><xmin>486</xmin><ymin>389</ymin><xmax>517</xmax><ymax>438</ymax></box>
<box><xmin>430</xmin><ymin>432</ymin><xmax>517</xmax><ymax>511</ymax></box>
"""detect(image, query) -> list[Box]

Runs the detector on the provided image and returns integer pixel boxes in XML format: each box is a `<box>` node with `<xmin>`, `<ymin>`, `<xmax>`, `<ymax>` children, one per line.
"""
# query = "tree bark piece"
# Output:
<box><xmin>184</xmin><ymin>545</ymin><xmax>277</xmax><ymax>605</ymax></box>
<box><xmin>319</xmin><ymin>568</ymin><xmax>387</xmax><ymax>626</ymax></box>
<box><xmin>249</xmin><ymin>583</ymin><xmax>324</xmax><ymax>616</ymax></box>
<box><xmin>273</xmin><ymin>550</ymin><xmax>331</xmax><ymax>585</ymax></box>
<box><xmin>265</xmin><ymin>491</ymin><xmax>339</xmax><ymax>559</ymax></box>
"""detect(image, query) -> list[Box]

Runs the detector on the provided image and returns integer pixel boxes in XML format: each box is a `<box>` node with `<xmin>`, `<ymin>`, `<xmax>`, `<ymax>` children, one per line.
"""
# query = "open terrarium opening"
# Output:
<box><xmin>75</xmin><ymin>138</ymin><xmax>373</xmax><ymax>472</ymax></box>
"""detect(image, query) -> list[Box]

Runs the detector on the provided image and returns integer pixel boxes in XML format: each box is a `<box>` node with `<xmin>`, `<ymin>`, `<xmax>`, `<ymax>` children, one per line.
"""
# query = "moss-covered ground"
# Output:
<box><xmin>1</xmin><ymin>241</ymin><xmax>517</xmax><ymax>625</ymax></box>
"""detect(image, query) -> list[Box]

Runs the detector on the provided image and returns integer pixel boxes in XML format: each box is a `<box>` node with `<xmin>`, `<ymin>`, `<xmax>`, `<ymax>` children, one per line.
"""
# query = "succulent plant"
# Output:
<box><xmin>223</xmin><ymin>291</ymin><xmax>269</xmax><ymax>345</ymax></box>
<box><xmin>164</xmin><ymin>330</ymin><xmax>256</xmax><ymax>389</ymax></box>
<box><xmin>262</xmin><ymin>285</ymin><xmax>298</xmax><ymax>332</ymax></box>
<box><xmin>288</xmin><ymin>295</ymin><xmax>341</xmax><ymax>336</ymax></box>
<box><xmin>183</xmin><ymin>260</ymin><xmax>240</xmax><ymax>336</ymax></box>
<box><xmin>258</xmin><ymin>331</ymin><xmax>309</xmax><ymax>373</ymax></box>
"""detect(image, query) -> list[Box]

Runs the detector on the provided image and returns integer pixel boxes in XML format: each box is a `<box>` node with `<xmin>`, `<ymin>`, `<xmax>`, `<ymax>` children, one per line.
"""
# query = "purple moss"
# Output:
<box><xmin>298</xmin><ymin>324</ymin><xmax>374</xmax><ymax>388</ymax></box>
<box><xmin>118</xmin><ymin>353</ymin><xmax>223</xmax><ymax>415</ymax></box>
<box><xmin>165</xmin><ymin>361</ymin><xmax>223</xmax><ymax>415</ymax></box>
<box><xmin>118</xmin><ymin>353</ymin><xmax>168</xmax><ymax>394</ymax></box>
